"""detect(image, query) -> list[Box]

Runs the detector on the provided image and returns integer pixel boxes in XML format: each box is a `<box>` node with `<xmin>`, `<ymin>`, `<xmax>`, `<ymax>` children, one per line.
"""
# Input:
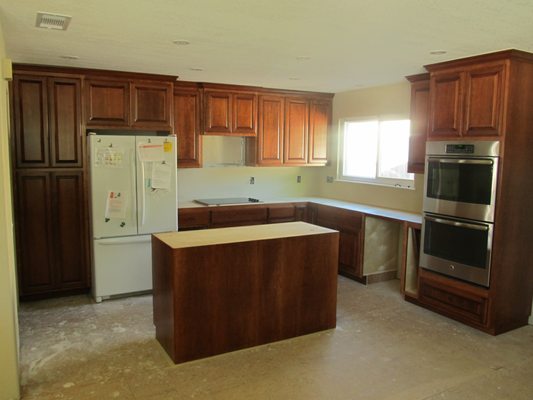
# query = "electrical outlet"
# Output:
<box><xmin>297</xmin><ymin>175</ymin><xmax>302</xmax><ymax>183</ymax></box>
<box><xmin>326</xmin><ymin>176</ymin><xmax>334</xmax><ymax>183</ymax></box>
<box><xmin>249</xmin><ymin>177</ymin><xmax>255</xmax><ymax>184</ymax></box>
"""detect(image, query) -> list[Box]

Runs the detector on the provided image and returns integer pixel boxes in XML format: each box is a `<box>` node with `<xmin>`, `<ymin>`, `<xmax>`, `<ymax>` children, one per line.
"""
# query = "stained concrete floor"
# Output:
<box><xmin>19</xmin><ymin>277</ymin><xmax>533</xmax><ymax>400</ymax></box>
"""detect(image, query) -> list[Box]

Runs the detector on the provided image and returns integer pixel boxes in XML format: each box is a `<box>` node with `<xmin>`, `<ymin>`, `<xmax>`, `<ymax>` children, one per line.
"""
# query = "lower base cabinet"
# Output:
<box><xmin>15</xmin><ymin>170</ymin><xmax>89</xmax><ymax>298</ymax></box>
<box><xmin>415</xmin><ymin>268</ymin><xmax>490</xmax><ymax>331</ymax></box>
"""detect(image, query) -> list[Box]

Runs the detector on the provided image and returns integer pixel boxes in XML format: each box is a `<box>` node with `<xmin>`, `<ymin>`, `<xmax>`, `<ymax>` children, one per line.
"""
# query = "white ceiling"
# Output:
<box><xmin>1</xmin><ymin>0</ymin><xmax>532</xmax><ymax>93</ymax></box>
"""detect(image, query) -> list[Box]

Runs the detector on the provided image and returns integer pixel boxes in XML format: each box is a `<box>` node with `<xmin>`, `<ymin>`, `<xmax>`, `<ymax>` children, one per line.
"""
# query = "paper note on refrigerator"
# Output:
<box><xmin>104</xmin><ymin>191</ymin><xmax>128</xmax><ymax>219</ymax></box>
<box><xmin>151</xmin><ymin>163</ymin><xmax>171</xmax><ymax>189</ymax></box>
<box><xmin>94</xmin><ymin>148</ymin><xmax>125</xmax><ymax>168</ymax></box>
<box><xmin>138</xmin><ymin>143</ymin><xmax>165</xmax><ymax>162</ymax></box>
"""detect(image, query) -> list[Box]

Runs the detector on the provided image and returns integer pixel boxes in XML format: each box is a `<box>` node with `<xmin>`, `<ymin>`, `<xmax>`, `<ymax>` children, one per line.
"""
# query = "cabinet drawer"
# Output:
<box><xmin>268</xmin><ymin>205</ymin><xmax>295</xmax><ymax>222</ymax></box>
<box><xmin>419</xmin><ymin>271</ymin><xmax>489</xmax><ymax>326</ymax></box>
<box><xmin>316</xmin><ymin>205</ymin><xmax>362</xmax><ymax>232</ymax></box>
<box><xmin>210</xmin><ymin>206</ymin><xmax>268</xmax><ymax>227</ymax></box>
<box><xmin>178</xmin><ymin>208</ymin><xmax>210</xmax><ymax>230</ymax></box>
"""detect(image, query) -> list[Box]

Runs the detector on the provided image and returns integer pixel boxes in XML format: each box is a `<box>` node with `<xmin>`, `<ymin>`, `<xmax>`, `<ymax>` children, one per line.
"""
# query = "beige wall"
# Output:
<box><xmin>316</xmin><ymin>82</ymin><xmax>424</xmax><ymax>214</ymax></box>
<box><xmin>178</xmin><ymin>166</ymin><xmax>321</xmax><ymax>202</ymax></box>
<box><xmin>0</xmin><ymin>21</ymin><xmax>21</xmax><ymax>400</ymax></box>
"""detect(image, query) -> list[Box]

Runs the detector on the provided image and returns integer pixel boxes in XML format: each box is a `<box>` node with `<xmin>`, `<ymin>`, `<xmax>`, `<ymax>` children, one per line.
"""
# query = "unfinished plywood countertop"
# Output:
<box><xmin>153</xmin><ymin>221</ymin><xmax>336</xmax><ymax>249</ymax></box>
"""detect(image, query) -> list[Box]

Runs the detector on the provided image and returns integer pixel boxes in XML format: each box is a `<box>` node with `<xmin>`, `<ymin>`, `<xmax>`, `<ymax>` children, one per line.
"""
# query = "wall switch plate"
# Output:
<box><xmin>326</xmin><ymin>176</ymin><xmax>334</xmax><ymax>183</ymax></box>
<box><xmin>297</xmin><ymin>175</ymin><xmax>301</xmax><ymax>183</ymax></box>
<box><xmin>249</xmin><ymin>177</ymin><xmax>255</xmax><ymax>184</ymax></box>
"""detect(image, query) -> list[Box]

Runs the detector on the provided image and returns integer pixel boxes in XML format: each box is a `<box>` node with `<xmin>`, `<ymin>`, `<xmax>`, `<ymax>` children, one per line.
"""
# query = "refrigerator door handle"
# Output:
<box><xmin>141</xmin><ymin>161</ymin><xmax>146</xmax><ymax>227</ymax></box>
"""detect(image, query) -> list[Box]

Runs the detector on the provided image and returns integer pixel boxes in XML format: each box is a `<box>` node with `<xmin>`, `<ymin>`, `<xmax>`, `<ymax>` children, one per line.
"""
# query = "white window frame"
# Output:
<box><xmin>337</xmin><ymin>116</ymin><xmax>414</xmax><ymax>189</ymax></box>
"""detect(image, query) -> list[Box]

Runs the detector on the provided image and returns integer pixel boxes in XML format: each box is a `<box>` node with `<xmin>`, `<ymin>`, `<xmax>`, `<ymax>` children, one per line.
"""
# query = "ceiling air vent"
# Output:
<box><xmin>35</xmin><ymin>12</ymin><xmax>72</xmax><ymax>30</ymax></box>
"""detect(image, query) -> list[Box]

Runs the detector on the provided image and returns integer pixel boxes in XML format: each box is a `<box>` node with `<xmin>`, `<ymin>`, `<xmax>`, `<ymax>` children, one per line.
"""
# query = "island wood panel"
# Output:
<box><xmin>152</xmin><ymin>225</ymin><xmax>339</xmax><ymax>363</ymax></box>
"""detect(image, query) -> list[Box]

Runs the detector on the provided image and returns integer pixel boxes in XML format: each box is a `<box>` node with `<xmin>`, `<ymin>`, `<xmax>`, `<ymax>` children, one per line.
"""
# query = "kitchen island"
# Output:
<box><xmin>152</xmin><ymin>222</ymin><xmax>339</xmax><ymax>364</ymax></box>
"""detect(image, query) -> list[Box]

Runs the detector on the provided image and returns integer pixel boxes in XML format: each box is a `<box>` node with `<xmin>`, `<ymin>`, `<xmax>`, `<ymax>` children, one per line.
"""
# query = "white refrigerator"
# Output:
<box><xmin>88</xmin><ymin>133</ymin><xmax>178</xmax><ymax>302</ymax></box>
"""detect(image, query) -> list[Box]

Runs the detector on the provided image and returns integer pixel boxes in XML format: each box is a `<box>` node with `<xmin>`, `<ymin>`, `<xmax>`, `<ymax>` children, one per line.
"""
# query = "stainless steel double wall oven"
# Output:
<box><xmin>420</xmin><ymin>140</ymin><xmax>500</xmax><ymax>287</ymax></box>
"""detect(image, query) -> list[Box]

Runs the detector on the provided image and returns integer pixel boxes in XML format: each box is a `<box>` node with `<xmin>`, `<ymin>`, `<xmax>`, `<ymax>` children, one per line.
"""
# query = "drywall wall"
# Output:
<box><xmin>0</xmin><ymin>20</ymin><xmax>21</xmax><ymax>400</ymax></box>
<box><xmin>178</xmin><ymin>165</ymin><xmax>321</xmax><ymax>202</ymax></box>
<box><xmin>315</xmin><ymin>82</ymin><xmax>424</xmax><ymax>214</ymax></box>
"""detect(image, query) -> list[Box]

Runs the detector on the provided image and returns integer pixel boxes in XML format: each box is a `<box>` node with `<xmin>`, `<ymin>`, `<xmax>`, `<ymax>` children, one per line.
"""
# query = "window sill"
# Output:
<box><xmin>334</xmin><ymin>178</ymin><xmax>416</xmax><ymax>190</ymax></box>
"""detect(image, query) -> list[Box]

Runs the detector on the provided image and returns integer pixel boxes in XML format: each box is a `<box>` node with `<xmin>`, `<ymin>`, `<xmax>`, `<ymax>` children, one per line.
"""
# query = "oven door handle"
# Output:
<box><xmin>429</xmin><ymin>158</ymin><xmax>494</xmax><ymax>165</ymax></box>
<box><xmin>425</xmin><ymin>215</ymin><xmax>489</xmax><ymax>231</ymax></box>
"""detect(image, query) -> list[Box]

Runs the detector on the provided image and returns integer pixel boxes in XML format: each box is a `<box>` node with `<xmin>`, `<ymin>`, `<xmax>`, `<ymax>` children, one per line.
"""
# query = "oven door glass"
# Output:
<box><xmin>424</xmin><ymin>157</ymin><xmax>498</xmax><ymax>222</ymax></box>
<box><xmin>421</xmin><ymin>214</ymin><xmax>493</xmax><ymax>287</ymax></box>
<box><xmin>426</xmin><ymin>157</ymin><xmax>494</xmax><ymax>205</ymax></box>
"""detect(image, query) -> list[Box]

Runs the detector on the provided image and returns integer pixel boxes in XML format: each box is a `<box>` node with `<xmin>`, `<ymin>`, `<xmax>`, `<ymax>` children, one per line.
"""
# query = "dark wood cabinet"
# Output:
<box><xmin>428</xmin><ymin>61</ymin><xmax>506</xmax><ymax>139</ymax></box>
<box><xmin>85</xmin><ymin>79</ymin><xmax>130</xmax><ymax>127</ymax></box>
<box><xmin>308</xmin><ymin>100</ymin><xmax>330</xmax><ymax>165</ymax></box>
<box><xmin>131</xmin><ymin>81</ymin><xmax>173</xmax><ymax>129</ymax></box>
<box><xmin>85</xmin><ymin>78</ymin><xmax>172</xmax><ymax>130</ymax></box>
<box><xmin>210</xmin><ymin>205</ymin><xmax>268</xmax><ymax>228</ymax></box>
<box><xmin>178</xmin><ymin>208</ymin><xmax>210</xmax><ymax>230</ymax></box>
<box><xmin>174</xmin><ymin>87</ymin><xmax>202</xmax><ymax>168</ymax></box>
<box><xmin>13</xmin><ymin>75</ymin><xmax>82</xmax><ymax>168</ymax></box>
<box><xmin>204</xmin><ymin>89</ymin><xmax>257</xmax><ymax>136</ymax></box>
<box><xmin>247</xmin><ymin>95</ymin><xmax>285</xmax><ymax>166</ymax></box>
<box><xmin>406</xmin><ymin>74</ymin><xmax>429</xmax><ymax>174</ymax></box>
<box><xmin>284</xmin><ymin>98</ymin><xmax>309</xmax><ymax>165</ymax></box>
<box><xmin>267</xmin><ymin>204</ymin><xmax>296</xmax><ymax>223</ymax></box>
<box><xmin>314</xmin><ymin>205</ymin><xmax>364</xmax><ymax>281</ymax></box>
<box><xmin>15</xmin><ymin>170</ymin><xmax>89</xmax><ymax>297</ymax></box>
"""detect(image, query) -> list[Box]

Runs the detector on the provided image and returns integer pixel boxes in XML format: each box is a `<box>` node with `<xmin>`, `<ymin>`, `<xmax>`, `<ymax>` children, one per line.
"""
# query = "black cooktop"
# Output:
<box><xmin>194</xmin><ymin>197</ymin><xmax>262</xmax><ymax>206</ymax></box>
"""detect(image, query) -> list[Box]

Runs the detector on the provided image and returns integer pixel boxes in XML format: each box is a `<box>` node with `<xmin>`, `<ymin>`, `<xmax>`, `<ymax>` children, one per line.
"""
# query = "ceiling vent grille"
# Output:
<box><xmin>35</xmin><ymin>12</ymin><xmax>71</xmax><ymax>30</ymax></box>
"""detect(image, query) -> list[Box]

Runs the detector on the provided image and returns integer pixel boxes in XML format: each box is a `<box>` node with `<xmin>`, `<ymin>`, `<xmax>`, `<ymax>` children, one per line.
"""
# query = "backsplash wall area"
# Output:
<box><xmin>177</xmin><ymin>166</ymin><xmax>322</xmax><ymax>203</ymax></box>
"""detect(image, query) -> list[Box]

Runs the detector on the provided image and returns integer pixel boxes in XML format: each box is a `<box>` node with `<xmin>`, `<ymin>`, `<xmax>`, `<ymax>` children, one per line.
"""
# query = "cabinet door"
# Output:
<box><xmin>15</xmin><ymin>171</ymin><xmax>55</xmax><ymax>295</ymax></box>
<box><xmin>233</xmin><ymin>93</ymin><xmax>257</xmax><ymax>135</ymax></box>
<box><xmin>308</xmin><ymin>99</ymin><xmax>330</xmax><ymax>165</ymax></box>
<box><xmin>174</xmin><ymin>89</ymin><xmax>202</xmax><ymax>167</ymax></box>
<box><xmin>428</xmin><ymin>71</ymin><xmax>463</xmax><ymax>138</ymax></box>
<box><xmin>204</xmin><ymin>91</ymin><xmax>232</xmax><ymax>133</ymax></box>
<box><xmin>408</xmin><ymin>78</ymin><xmax>429</xmax><ymax>173</ymax></box>
<box><xmin>463</xmin><ymin>64</ymin><xmax>505</xmax><ymax>137</ymax></box>
<box><xmin>85</xmin><ymin>79</ymin><xmax>130</xmax><ymax>127</ymax></box>
<box><xmin>51</xmin><ymin>171</ymin><xmax>89</xmax><ymax>289</ymax></box>
<box><xmin>257</xmin><ymin>95</ymin><xmax>284</xmax><ymax>165</ymax></box>
<box><xmin>48</xmin><ymin>78</ymin><xmax>83</xmax><ymax>167</ymax></box>
<box><xmin>131</xmin><ymin>81</ymin><xmax>173</xmax><ymax>129</ymax></box>
<box><xmin>12</xmin><ymin>75</ymin><xmax>49</xmax><ymax>168</ymax></box>
<box><xmin>284</xmin><ymin>98</ymin><xmax>309</xmax><ymax>165</ymax></box>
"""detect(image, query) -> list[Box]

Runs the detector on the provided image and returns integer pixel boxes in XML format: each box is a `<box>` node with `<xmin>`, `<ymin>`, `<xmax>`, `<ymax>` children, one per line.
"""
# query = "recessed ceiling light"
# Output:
<box><xmin>296</xmin><ymin>56</ymin><xmax>311</xmax><ymax>61</ymax></box>
<box><xmin>189</xmin><ymin>67</ymin><xmax>204</xmax><ymax>71</ymax></box>
<box><xmin>429</xmin><ymin>50</ymin><xmax>447</xmax><ymax>55</ymax></box>
<box><xmin>173</xmin><ymin>40</ymin><xmax>190</xmax><ymax>46</ymax></box>
<box><xmin>60</xmin><ymin>55</ymin><xmax>79</xmax><ymax>60</ymax></box>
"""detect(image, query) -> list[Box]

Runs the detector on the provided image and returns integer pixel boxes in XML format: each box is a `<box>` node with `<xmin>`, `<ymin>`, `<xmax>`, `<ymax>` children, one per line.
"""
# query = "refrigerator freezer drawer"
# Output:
<box><xmin>92</xmin><ymin>235</ymin><xmax>153</xmax><ymax>302</ymax></box>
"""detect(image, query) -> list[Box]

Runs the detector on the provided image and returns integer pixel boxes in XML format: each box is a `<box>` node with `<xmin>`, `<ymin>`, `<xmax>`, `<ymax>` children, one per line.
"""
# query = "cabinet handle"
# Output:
<box><xmin>425</xmin><ymin>215</ymin><xmax>489</xmax><ymax>231</ymax></box>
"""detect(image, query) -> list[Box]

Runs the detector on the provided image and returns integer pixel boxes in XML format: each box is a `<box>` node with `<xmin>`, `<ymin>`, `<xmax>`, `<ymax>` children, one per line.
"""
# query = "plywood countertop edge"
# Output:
<box><xmin>153</xmin><ymin>221</ymin><xmax>338</xmax><ymax>249</ymax></box>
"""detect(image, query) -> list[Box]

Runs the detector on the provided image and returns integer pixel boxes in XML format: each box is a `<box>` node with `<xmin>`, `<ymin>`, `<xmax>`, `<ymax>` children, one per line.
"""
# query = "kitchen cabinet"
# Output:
<box><xmin>178</xmin><ymin>207</ymin><xmax>210</xmax><ymax>230</ymax></box>
<box><xmin>12</xmin><ymin>74</ymin><xmax>83</xmax><ymax>168</ymax></box>
<box><xmin>416</xmin><ymin>49</ymin><xmax>533</xmax><ymax>335</ymax></box>
<box><xmin>203</xmin><ymin>89</ymin><xmax>257</xmax><ymax>136</ymax></box>
<box><xmin>174</xmin><ymin>86</ymin><xmax>202</xmax><ymax>167</ymax></box>
<box><xmin>427</xmin><ymin>61</ymin><xmax>506</xmax><ymax>138</ymax></box>
<box><xmin>210</xmin><ymin>205</ymin><xmax>268</xmax><ymax>228</ymax></box>
<box><xmin>284</xmin><ymin>97</ymin><xmax>309</xmax><ymax>165</ymax></box>
<box><xmin>15</xmin><ymin>170</ymin><xmax>89</xmax><ymax>298</ymax></box>
<box><xmin>313</xmin><ymin>204</ymin><xmax>364</xmax><ymax>281</ymax></box>
<box><xmin>85</xmin><ymin>78</ymin><xmax>173</xmax><ymax>130</ymax></box>
<box><xmin>406</xmin><ymin>73</ymin><xmax>429</xmax><ymax>173</ymax></box>
<box><xmin>247</xmin><ymin>94</ymin><xmax>332</xmax><ymax>167</ymax></box>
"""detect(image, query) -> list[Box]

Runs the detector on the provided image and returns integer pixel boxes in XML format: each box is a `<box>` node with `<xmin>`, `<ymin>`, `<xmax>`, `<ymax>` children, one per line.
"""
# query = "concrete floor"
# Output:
<box><xmin>19</xmin><ymin>277</ymin><xmax>533</xmax><ymax>399</ymax></box>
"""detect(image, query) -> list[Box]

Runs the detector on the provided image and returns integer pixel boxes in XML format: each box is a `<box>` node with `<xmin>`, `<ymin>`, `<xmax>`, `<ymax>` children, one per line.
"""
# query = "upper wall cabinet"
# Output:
<box><xmin>85</xmin><ymin>78</ymin><xmax>173</xmax><ymax>130</ymax></box>
<box><xmin>174</xmin><ymin>86</ymin><xmax>202</xmax><ymax>168</ymax></box>
<box><xmin>427</xmin><ymin>60</ymin><xmax>507</xmax><ymax>139</ymax></box>
<box><xmin>13</xmin><ymin>74</ymin><xmax>83</xmax><ymax>168</ymax></box>
<box><xmin>246</xmin><ymin>94</ymin><xmax>332</xmax><ymax>167</ymax></box>
<box><xmin>203</xmin><ymin>89</ymin><xmax>257</xmax><ymax>136</ymax></box>
<box><xmin>406</xmin><ymin>73</ymin><xmax>430</xmax><ymax>174</ymax></box>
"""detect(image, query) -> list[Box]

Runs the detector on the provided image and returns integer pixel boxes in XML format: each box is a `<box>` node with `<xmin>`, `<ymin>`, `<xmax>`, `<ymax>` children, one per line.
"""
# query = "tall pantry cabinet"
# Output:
<box><xmin>11</xmin><ymin>72</ymin><xmax>89</xmax><ymax>298</ymax></box>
